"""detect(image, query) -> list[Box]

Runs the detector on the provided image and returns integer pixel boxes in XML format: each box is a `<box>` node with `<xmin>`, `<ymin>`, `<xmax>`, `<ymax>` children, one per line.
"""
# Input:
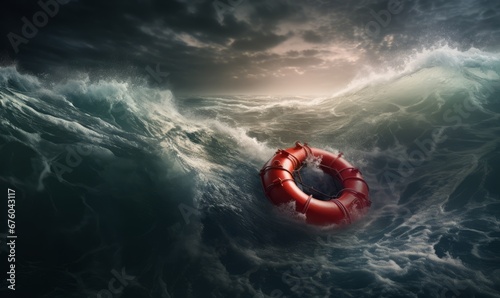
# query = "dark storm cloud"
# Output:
<box><xmin>246</xmin><ymin>1</ymin><xmax>308</xmax><ymax>29</ymax></box>
<box><xmin>302</xmin><ymin>30</ymin><xmax>323</xmax><ymax>43</ymax></box>
<box><xmin>231</xmin><ymin>32</ymin><xmax>289</xmax><ymax>51</ymax></box>
<box><xmin>1</xmin><ymin>0</ymin><xmax>499</xmax><ymax>94</ymax></box>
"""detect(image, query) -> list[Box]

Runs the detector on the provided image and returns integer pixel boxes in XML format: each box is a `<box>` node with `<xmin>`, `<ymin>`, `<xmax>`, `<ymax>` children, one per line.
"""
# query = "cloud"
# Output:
<box><xmin>0</xmin><ymin>0</ymin><xmax>498</xmax><ymax>94</ymax></box>
<box><xmin>302</xmin><ymin>30</ymin><xmax>323</xmax><ymax>44</ymax></box>
<box><xmin>231</xmin><ymin>33</ymin><xmax>289</xmax><ymax>51</ymax></box>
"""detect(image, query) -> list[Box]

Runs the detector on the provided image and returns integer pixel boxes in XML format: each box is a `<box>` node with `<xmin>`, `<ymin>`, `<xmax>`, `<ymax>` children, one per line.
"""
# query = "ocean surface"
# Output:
<box><xmin>1</xmin><ymin>46</ymin><xmax>500</xmax><ymax>297</ymax></box>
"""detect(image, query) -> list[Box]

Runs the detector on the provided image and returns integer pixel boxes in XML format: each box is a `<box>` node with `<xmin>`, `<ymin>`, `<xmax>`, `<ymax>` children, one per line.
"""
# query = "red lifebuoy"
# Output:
<box><xmin>260</xmin><ymin>142</ymin><xmax>371</xmax><ymax>225</ymax></box>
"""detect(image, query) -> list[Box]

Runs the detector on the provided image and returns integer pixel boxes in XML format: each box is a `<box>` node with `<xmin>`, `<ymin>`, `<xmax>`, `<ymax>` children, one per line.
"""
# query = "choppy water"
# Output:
<box><xmin>1</xmin><ymin>46</ymin><xmax>500</xmax><ymax>297</ymax></box>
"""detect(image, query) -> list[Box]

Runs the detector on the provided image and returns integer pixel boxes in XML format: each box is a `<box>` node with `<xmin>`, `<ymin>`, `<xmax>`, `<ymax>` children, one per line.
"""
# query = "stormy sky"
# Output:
<box><xmin>1</xmin><ymin>0</ymin><xmax>499</xmax><ymax>94</ymax></box>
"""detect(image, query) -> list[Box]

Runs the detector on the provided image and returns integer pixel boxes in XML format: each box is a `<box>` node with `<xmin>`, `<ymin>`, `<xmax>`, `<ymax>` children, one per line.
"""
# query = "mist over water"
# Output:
<box><xmin>1</xmin><ymin>45</ymin><xmax>500</xmax><ymax>297</ymax></box>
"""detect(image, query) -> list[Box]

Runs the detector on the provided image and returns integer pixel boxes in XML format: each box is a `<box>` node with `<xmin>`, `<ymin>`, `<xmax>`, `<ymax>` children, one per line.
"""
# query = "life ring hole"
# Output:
<box><xmin>293</xmin><ymin>155</ymin><xmax>344</xmax><ymax>201</ymax></box>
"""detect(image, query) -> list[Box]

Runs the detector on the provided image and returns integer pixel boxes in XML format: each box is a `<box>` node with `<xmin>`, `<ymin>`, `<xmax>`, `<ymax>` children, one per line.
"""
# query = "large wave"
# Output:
<box><xmin>1</xmin><ymin>45</ymin><xmax>499</xmax><ymax>297</ymax></box>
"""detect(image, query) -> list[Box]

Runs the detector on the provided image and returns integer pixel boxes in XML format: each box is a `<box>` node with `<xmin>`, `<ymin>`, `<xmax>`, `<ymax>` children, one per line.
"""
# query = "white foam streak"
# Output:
<box><xmin>208</xmin><ymin>120</ymin><xmax>275</xmax><ymax>163</ymax></box>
